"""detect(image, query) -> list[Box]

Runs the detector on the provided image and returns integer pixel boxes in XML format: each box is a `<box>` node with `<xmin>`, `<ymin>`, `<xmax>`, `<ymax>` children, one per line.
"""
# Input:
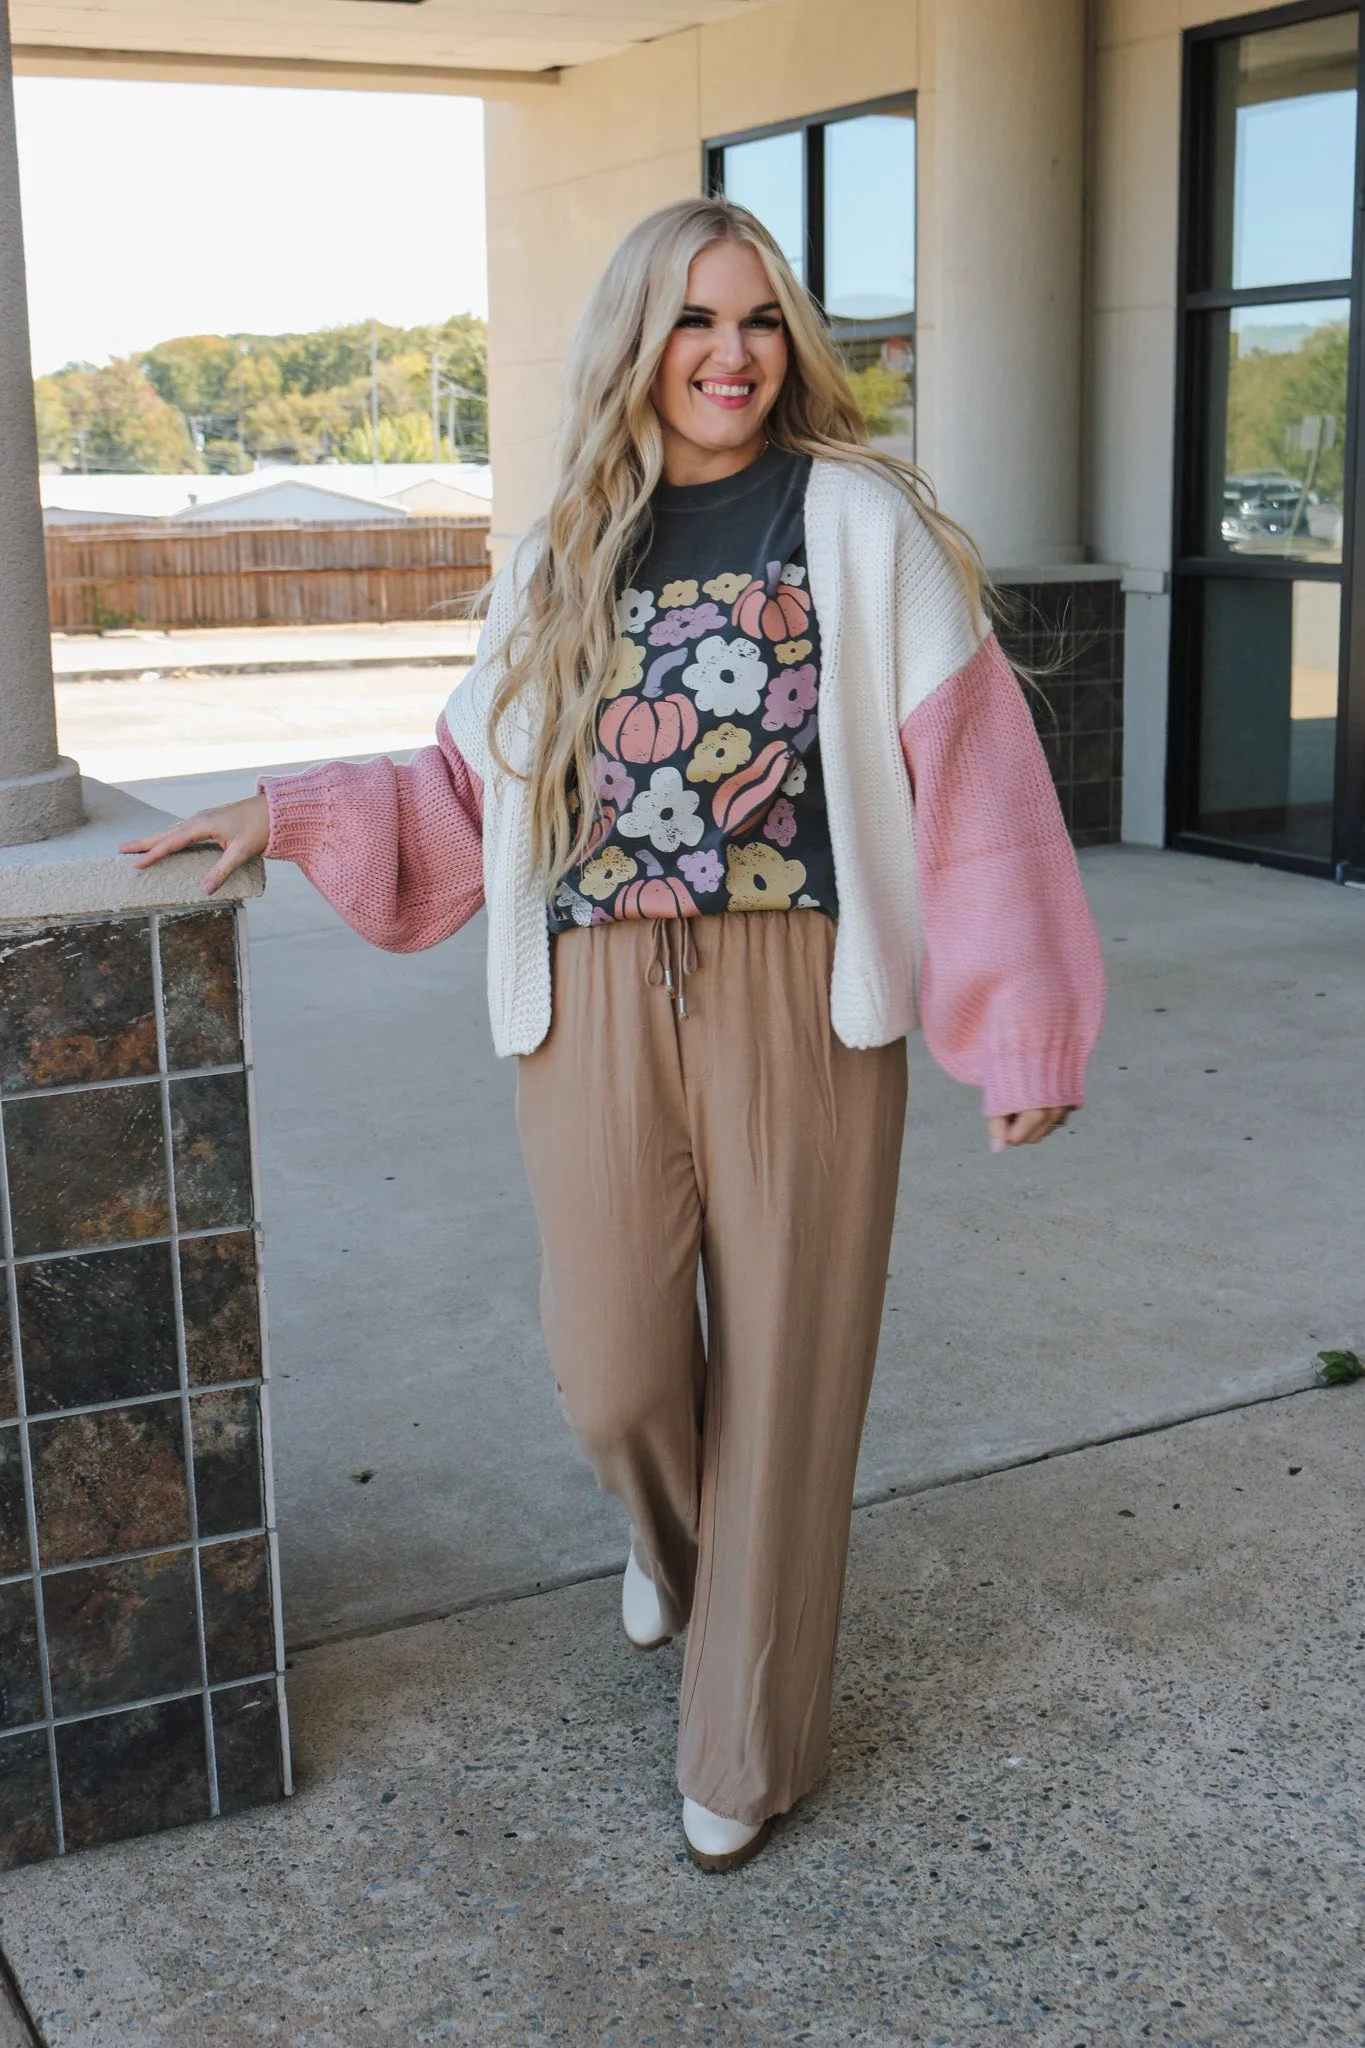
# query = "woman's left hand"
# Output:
<box><xmin>987</xmin><ymin>1107</ymin><xmax>1070</xmax><ymax>1153</ymax></box>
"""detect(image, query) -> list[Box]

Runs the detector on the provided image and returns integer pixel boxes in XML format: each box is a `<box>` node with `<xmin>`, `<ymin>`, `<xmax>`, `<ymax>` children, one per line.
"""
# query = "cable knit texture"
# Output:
<box><xmin>901</xmin><ymin>639</ymin><xmax>1106</xmax><ymax>1117</ymax></box>
<box><xmin>259</xmin><ymin>712</ymin><xmax>483</xmax><ymax>951</ymax></box>
<box><xmin>261</xmin><ymin>459</ymin><xmax>1105</xmax><ymax>1114</ymax></box>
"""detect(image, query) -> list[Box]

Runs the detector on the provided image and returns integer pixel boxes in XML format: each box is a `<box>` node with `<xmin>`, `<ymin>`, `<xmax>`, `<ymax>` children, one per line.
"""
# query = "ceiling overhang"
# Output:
<box><xmin>9</xmin><ymin>1</ymin><xmax>771</xmax><ymax>94</ymax></box>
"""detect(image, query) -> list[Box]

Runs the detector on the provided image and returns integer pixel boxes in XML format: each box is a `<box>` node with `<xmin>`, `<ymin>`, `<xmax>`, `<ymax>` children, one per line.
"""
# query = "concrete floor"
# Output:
<box><xmin>1</xmin><ymin>1393</ymin><xmax>1362</xmax><ymax>2045</ymax></box>
<box><xmin>116</xmin><ymin>766</ymin><xmax>1365</xmax><ymax>1648</ymax></box>
<box><xmin>0</xmin><ymin>724</ymin><xmax>1362</xmax><ymax>2041</ymax></box>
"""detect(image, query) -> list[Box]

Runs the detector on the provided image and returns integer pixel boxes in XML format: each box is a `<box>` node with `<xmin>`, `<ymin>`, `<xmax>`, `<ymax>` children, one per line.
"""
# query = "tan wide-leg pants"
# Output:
<box><xmin>516</xmin><ymin>912</ymin><xmax>907</xmax><ymax>1826</ymax></box>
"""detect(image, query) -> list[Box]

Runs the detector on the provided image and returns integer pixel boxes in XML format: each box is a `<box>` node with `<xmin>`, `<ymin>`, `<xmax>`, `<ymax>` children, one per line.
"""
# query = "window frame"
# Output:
<box><xmin>703</xmin><ymin>92</ymin><xmax>917</xmax><ymax>342</ymax></box>
<box><xmin>1168</xmin><ymin>0</ymin><xmax>1365</xmax><ymax>879</ymax></box>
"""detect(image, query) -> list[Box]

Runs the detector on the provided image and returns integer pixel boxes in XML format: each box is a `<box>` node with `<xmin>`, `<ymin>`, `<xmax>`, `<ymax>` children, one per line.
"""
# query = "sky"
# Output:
<box><xmin>1234</xmin><ymin>89</ymin><xmax>1356</xmax><ymax>289</ymax></box>
<box><xmin>14</xmin><ymin>79</ymin><xmax>488</xmax><ymax>375</ymax></box>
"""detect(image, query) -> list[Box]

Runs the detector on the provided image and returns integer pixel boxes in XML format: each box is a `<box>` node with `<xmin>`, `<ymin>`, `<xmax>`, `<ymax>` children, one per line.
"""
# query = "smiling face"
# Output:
<box><xmin>649</xmin><ymin>238</ymin><xmax>789</xmax><ymax>486</ymax></box>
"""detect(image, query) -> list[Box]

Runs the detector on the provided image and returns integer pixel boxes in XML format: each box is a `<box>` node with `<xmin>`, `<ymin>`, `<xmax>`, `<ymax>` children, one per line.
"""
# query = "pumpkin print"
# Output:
<box><xmin>546</xmin><ymin>447</ymin><xmax>839</xmax><ymax>938</ymax></box>
<box><xmin>732</xmin><ymin>573</ymin><xmax>812</xmax><ymax>643</ymax></box>
<box><xmin>711</xmin><ymin>739</ymin><xmax>792</xmax><ymax>835</ymax></box>
<box><xmin>615</xmin><ymin>874</ymin><xmax>698</xmax><ymax>920</ymax></box>
<box><xmin>581</xmin><ymin>800</ymin><xmax>618</xmax><ymax>858</ymax></box>
<box><xmin>599</xmin><ymin>690</ymin><xmax>700</xmax><ymax>764</ymax></box>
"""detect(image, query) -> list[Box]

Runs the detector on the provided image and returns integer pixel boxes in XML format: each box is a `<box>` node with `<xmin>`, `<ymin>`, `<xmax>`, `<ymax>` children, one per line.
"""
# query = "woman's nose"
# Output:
<box><xmin>706</xmin><ymin>324</ymin><xmax>751</xmax><ymax>370</ymax></box>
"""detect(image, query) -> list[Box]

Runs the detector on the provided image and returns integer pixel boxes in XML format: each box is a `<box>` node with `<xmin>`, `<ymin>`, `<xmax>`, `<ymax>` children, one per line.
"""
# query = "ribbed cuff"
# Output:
<box><xmin>258</xmin><ymin>765</ymin><xmax>340</xmax><ymax>865</ymax></box>
<box><xmin>982</xmin><ymin>1044</ymin><xmax>1088</xmax><ymax>1120</ymax></box>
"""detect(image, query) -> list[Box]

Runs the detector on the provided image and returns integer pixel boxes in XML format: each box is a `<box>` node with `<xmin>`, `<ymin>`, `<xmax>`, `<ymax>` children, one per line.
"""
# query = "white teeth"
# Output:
<box><xmin>699</xmin><ymin>381</ymin><xmax>753</xmax><ymax>397</ymax></box>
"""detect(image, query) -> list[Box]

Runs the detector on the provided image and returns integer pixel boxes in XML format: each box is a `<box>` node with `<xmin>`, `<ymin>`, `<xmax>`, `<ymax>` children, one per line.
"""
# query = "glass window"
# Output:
<box><xmin>710</xmin><ymin>99</ymin><xmax>917</xmax><ymax>460</ymax></box>
<box><xmin>1175</xmin><ymin>10</ymin><xmax>1357</xmax><ymax>871</ymax></box>
<box><xmin>1196</xmin><ymin>579</ymin><xmax>1340</xmax><ymax>860</ymax></box>
<box><xmin>1205</xmin><ymin>13</ymin><xmax>1358</xmax><ymax>290</ymax></box>
<box><xmin>716</xmin><ymin>130</ymin><xmax>805</xmax><ymax>283</ymax></box>
<box><xmin>823</xmin><ymin>110</ymin><xmax>916</xmax><ymax>321</ymax></box>
<box><xmin>1202</xmin><ymin>298</ymin><xmax>1349</xmax><ymax>561</ymax></box>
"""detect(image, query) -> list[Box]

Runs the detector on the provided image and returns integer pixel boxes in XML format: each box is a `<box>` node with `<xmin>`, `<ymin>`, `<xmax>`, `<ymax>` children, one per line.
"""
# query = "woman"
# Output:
<box><xmin>126</xmin><ymin>199</ymin><xmax>1104</xmax><ymax>1872</ymax></box>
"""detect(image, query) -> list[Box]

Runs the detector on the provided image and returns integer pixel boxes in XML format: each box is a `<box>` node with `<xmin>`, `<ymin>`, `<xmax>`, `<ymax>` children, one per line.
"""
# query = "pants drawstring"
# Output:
<box><xmin>645</xmin><ymin>917</ymin><xmax>697</xmax><ymax>1018</ymax></box>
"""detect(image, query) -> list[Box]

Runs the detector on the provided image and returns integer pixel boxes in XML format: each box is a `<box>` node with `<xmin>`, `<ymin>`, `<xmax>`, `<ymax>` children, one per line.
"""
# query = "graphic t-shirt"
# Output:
<box><xmin>547</xmin><ymin>444</ymin><xmax>839</xmax><ymax>931</ymax></box>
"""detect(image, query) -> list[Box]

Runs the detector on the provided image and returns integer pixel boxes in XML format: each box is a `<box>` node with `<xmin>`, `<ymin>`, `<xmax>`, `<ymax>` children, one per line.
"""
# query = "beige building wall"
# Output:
<box><xmin>1089</xmin><ymin>0</ymin><xmax>1270</xmax><ymax>844</ymax></box>
<box><xmin>485</xmin><ymin>0</ymin><xmax>1090</xmax><ymax>569</ymax></box>
<box><xmin>484</xmin><ymin>0</ymin><xmax>923</xmax><ymax>559</ymax></box>
<box><xmin>1089</xmin><ymin>0</ymin><xmax>1250</xmax><ymax>575</ymax></box>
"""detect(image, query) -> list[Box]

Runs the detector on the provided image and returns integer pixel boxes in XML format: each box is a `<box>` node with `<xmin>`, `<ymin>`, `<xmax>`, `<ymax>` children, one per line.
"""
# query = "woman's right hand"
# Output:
<box><xmin>120</xmin><ymin>794</ymin><xmax>271</xmax><ymax>896</ymax></box>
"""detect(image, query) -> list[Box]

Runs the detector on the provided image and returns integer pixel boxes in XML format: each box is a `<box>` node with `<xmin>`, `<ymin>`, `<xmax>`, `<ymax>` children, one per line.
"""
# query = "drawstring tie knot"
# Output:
<box><xmin>645</xmin><ymin>917</ymin><xmax>697</xmax><ymax>1018</ymax></box>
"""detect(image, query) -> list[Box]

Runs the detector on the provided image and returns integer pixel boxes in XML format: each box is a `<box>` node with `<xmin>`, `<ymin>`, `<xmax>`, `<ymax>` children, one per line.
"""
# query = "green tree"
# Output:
<box><xmin>61</xmin><ymin>360</ymin><xmax>198</xmax><ymax>473</ymax></box>
<box><xmin>140</xmin><ymin>334</ymin><xmax>238</xmax><ymax>418</ymax></box>
<box><xmin>33</xmin><ymin>376</ymin><xmax>72</xmax><ymax>466</ymax></box>
<box><xmin>35</xmin><ymin>313</ymin><xmax>488</xmax><ymax>472</ymax></box>
<box><xmin>1227</xmin><ymin>319</ymin><xmax>1348</xmax><ymax>505</ymax></box>
<box><xmin>845</xmin><ymin>361</ymin><xmax>911</xmax><ymax>440</ymax></box>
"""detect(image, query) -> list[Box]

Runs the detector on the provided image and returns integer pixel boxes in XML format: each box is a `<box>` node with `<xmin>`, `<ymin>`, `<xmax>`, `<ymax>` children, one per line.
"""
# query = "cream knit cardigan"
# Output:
<box><xmin>443</xmin><ymin>456</ymin><xmax>981</xmax><ymax>1058</ymax></box>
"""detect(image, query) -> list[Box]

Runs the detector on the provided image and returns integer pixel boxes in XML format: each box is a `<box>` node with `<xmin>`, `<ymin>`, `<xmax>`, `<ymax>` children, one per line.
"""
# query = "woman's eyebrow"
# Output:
<box><xmin>679</xmin><ymin>300</ymin><xmax>782</xmax><ymax>316</ymax></box>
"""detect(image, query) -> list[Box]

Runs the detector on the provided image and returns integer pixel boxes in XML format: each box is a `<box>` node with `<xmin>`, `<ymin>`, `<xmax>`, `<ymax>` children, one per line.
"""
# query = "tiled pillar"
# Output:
<box><xmin>0</xmin><ymin>900</ymin><xmax>289</xmax><ymax>1866</ymax></box>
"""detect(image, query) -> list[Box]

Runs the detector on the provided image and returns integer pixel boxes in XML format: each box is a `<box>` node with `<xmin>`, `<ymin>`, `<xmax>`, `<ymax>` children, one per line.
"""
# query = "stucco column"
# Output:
<box><xmin>916</xmin><ymin>0</ymin><xmax>1086</xmax><ymax>570</ymax></box>
<box><xmin>0</xmin><ymin>6</ymin><xmax>82</xmax><ymax>847</ymax></box>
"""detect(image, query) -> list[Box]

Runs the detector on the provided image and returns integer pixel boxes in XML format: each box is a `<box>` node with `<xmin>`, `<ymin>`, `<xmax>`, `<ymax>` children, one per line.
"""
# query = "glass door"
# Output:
<box><xmin>1171</xmin><ymin>4</ymin><xmax>1363</xmax><ymax>875</ymax></box>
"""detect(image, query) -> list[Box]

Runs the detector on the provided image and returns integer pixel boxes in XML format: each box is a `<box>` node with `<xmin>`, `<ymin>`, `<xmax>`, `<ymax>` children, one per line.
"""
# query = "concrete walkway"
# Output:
<box><xmin>1</xmin><ymin>1392</ymin><xmax>1362</xmax><ymax>2044</ymax></box>
<box><xmin>52</xmin><ymin>620</ymin><xmax>481</xmax><ymax>681</ymax></box>
<box><xmin>109</xmin><ymin>769</ymin><xmax>1365</xmax><ymax>1649</ymax></box>
<box><xmin>1</xmin><ymin>737</ymin><xmax>1361</xmax><ymax>2042</ymax></box>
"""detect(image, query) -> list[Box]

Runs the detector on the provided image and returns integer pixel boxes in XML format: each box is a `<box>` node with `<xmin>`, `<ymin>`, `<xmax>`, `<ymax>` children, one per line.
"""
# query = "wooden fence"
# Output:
<box><xmin>45</xmin><ymin>516</ymin><xmax>491</xmax><ymax>631</ymax></box>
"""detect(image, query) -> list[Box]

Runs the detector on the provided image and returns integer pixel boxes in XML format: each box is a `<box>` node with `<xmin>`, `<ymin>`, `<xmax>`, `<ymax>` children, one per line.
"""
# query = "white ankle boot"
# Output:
<box><xmin>682</xmin><ymin>1797</ymin><xmax>773</xmax><ymax>1872</ymax></box>
<box><xmin>621</xmin><ymin>1549</ymin><xmax>672</xmax><ymax>1650</ymax></box>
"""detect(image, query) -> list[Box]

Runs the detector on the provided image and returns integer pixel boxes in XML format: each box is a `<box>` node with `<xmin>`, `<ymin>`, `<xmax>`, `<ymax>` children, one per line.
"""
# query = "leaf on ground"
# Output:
<box><xmin>1315</xmin><ymin>1348</ymin><xmax>1364</xmax><ymax>1386</ymax></box>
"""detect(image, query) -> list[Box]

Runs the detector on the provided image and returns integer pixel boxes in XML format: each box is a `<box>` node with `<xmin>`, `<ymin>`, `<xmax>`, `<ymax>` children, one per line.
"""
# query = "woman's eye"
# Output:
<box><xmin>745</xmin><ymin>316</ymin><xmax>782</xmax><ymax>331</ymax></box>
<box><xmin>676</xmin><ymin>314</ymin><xmax>710</xmax><ymax>328</ymax></box>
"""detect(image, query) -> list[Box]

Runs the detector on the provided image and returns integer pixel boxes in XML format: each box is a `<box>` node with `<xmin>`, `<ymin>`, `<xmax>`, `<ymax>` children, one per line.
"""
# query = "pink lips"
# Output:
<box><xmin>695</xmin><ymin>381</ymin><xmax>756</xmax><ymax>411</ymax></box>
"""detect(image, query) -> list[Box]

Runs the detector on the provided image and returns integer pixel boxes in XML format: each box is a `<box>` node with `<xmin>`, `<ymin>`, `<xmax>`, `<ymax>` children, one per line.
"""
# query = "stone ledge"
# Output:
<box><xmin>0</xmin><ymin>778</ymin><xmax>264</xmax><ymax>921</ymax></box>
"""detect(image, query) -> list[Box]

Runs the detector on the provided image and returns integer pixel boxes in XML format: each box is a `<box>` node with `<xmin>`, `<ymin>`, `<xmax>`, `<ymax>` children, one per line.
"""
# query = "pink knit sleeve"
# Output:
<box><xmin>258</xmin><ymin>712</ymin><xmax>484</xmax><ymax>952</ymax></box>
<box><xmin>901</xmin><ymin>633</ymin><xmax>1105</xmax><ymax>1118</ymax></box>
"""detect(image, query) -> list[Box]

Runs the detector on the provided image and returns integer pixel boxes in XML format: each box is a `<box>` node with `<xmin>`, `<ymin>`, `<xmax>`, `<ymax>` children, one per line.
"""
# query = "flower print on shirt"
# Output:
<box><xmin>603</xmin><ymin>639</ymin><xmax>644</xmax><ymax>698</ymax></box>
<box><xmin>682</xmin><ymin>634</ymin><xmax>768</xmax><ymax>717</ymax></box>
<box><xmin>593</xmin><ymin>754</ymin><xmax>635</xmax><ymax>807</ymax></box>
<box><xmin>781</xmin><ymin>758</ymin><xmax>807</xmax><ymax>797</ymax></box>
<box><xmin>678</xmin><ymin>848</ymin><xmax>724</xmax><ymax>894</ymax></box>
<box><xmin>647</xmin><ymin>601</ymin><xmax>727</xmax><ymax>648</ymax></box>
<box><xmin>702</xmin><ymin>571</ymin><xmax>749</xmax><ymax>604</ymax></box>
<box><xmin>726</xmin><ymin>843</ymin><xmax>807</xmax><ymax>911</ymax></box>
<box><xmin>779</xmin><ymin>562</ymin><xmax>806</xmax><ymax>587</ymax></box>
<box><xmin>616</xmin><ymin>766</ymin><xmax>705</xmax><ymax>854</ymax></box>
<box><xmin>618</xmin><ymin>588</ymin><xmax>656</xmax><ymax>635</ymax></box>
<box><xmin>763</xmin><ymin>797</ymin><xmax>797</xmax><ymax>848</ymax></box>
<box><xmin>660</xmin><ymin>578</ymin><xmax>698</xmax><ymax>608</ymax></box>
<box><xmin>762</xmin><ymin>662</ymin><xmax>818</xmax><ymax>733</ymax></box>
<box><xmin>579</xmin><ymin>847</ymin><xmax>638</xmax><ymax>900</ymax></box>
<box><xmin>773</xmin><ymin>638</ymin><xmax>812</xmax><ymax>667</ymax></box>
<box><xmin>687</xmin><ymin>722</ymin><xmax>752</xmax><ymax>784</ymax></box>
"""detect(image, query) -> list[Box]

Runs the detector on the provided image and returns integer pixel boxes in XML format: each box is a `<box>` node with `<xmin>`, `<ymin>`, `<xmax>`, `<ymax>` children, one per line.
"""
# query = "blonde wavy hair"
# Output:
<box><xmin>489</xmin><ymin>195</ymin><xmax>988</xmax><ymax>894</ymax></box>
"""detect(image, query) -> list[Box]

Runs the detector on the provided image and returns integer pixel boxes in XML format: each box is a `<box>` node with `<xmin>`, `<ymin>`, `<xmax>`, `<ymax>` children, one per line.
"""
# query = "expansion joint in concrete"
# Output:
<box><xmin>0</xmin><ymin>1946</ymin><xmax>40</xmax><ymax>2048</ymax></box>
<box><xmin>287</xmin><ymin>1373</ymin><xmax>1320</xmax><ymax>1657</ymax></box>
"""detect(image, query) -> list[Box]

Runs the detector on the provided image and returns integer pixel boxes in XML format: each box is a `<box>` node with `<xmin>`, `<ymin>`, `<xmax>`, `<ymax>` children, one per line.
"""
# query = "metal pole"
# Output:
<box><xmin>430</xmin><ymin>348</ymin><xmax>440</xmax><ymax>465</ymax></box>
<box><xmin>369</xmin><ymin>317</ymin><xmax>380</xmax><ymax>493</ymax></box>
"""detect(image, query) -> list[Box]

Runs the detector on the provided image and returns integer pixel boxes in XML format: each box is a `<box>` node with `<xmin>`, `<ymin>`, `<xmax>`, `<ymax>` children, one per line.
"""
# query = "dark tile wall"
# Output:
<box><xmin>0</xmin><ymin>907</ymin><xmax>289</xmax><ymax>1869</ymax></box>
<box><xmin>994</xmin><ymin>577</ymin><xmax>1125</xmax><ymax>849</ymax></box>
